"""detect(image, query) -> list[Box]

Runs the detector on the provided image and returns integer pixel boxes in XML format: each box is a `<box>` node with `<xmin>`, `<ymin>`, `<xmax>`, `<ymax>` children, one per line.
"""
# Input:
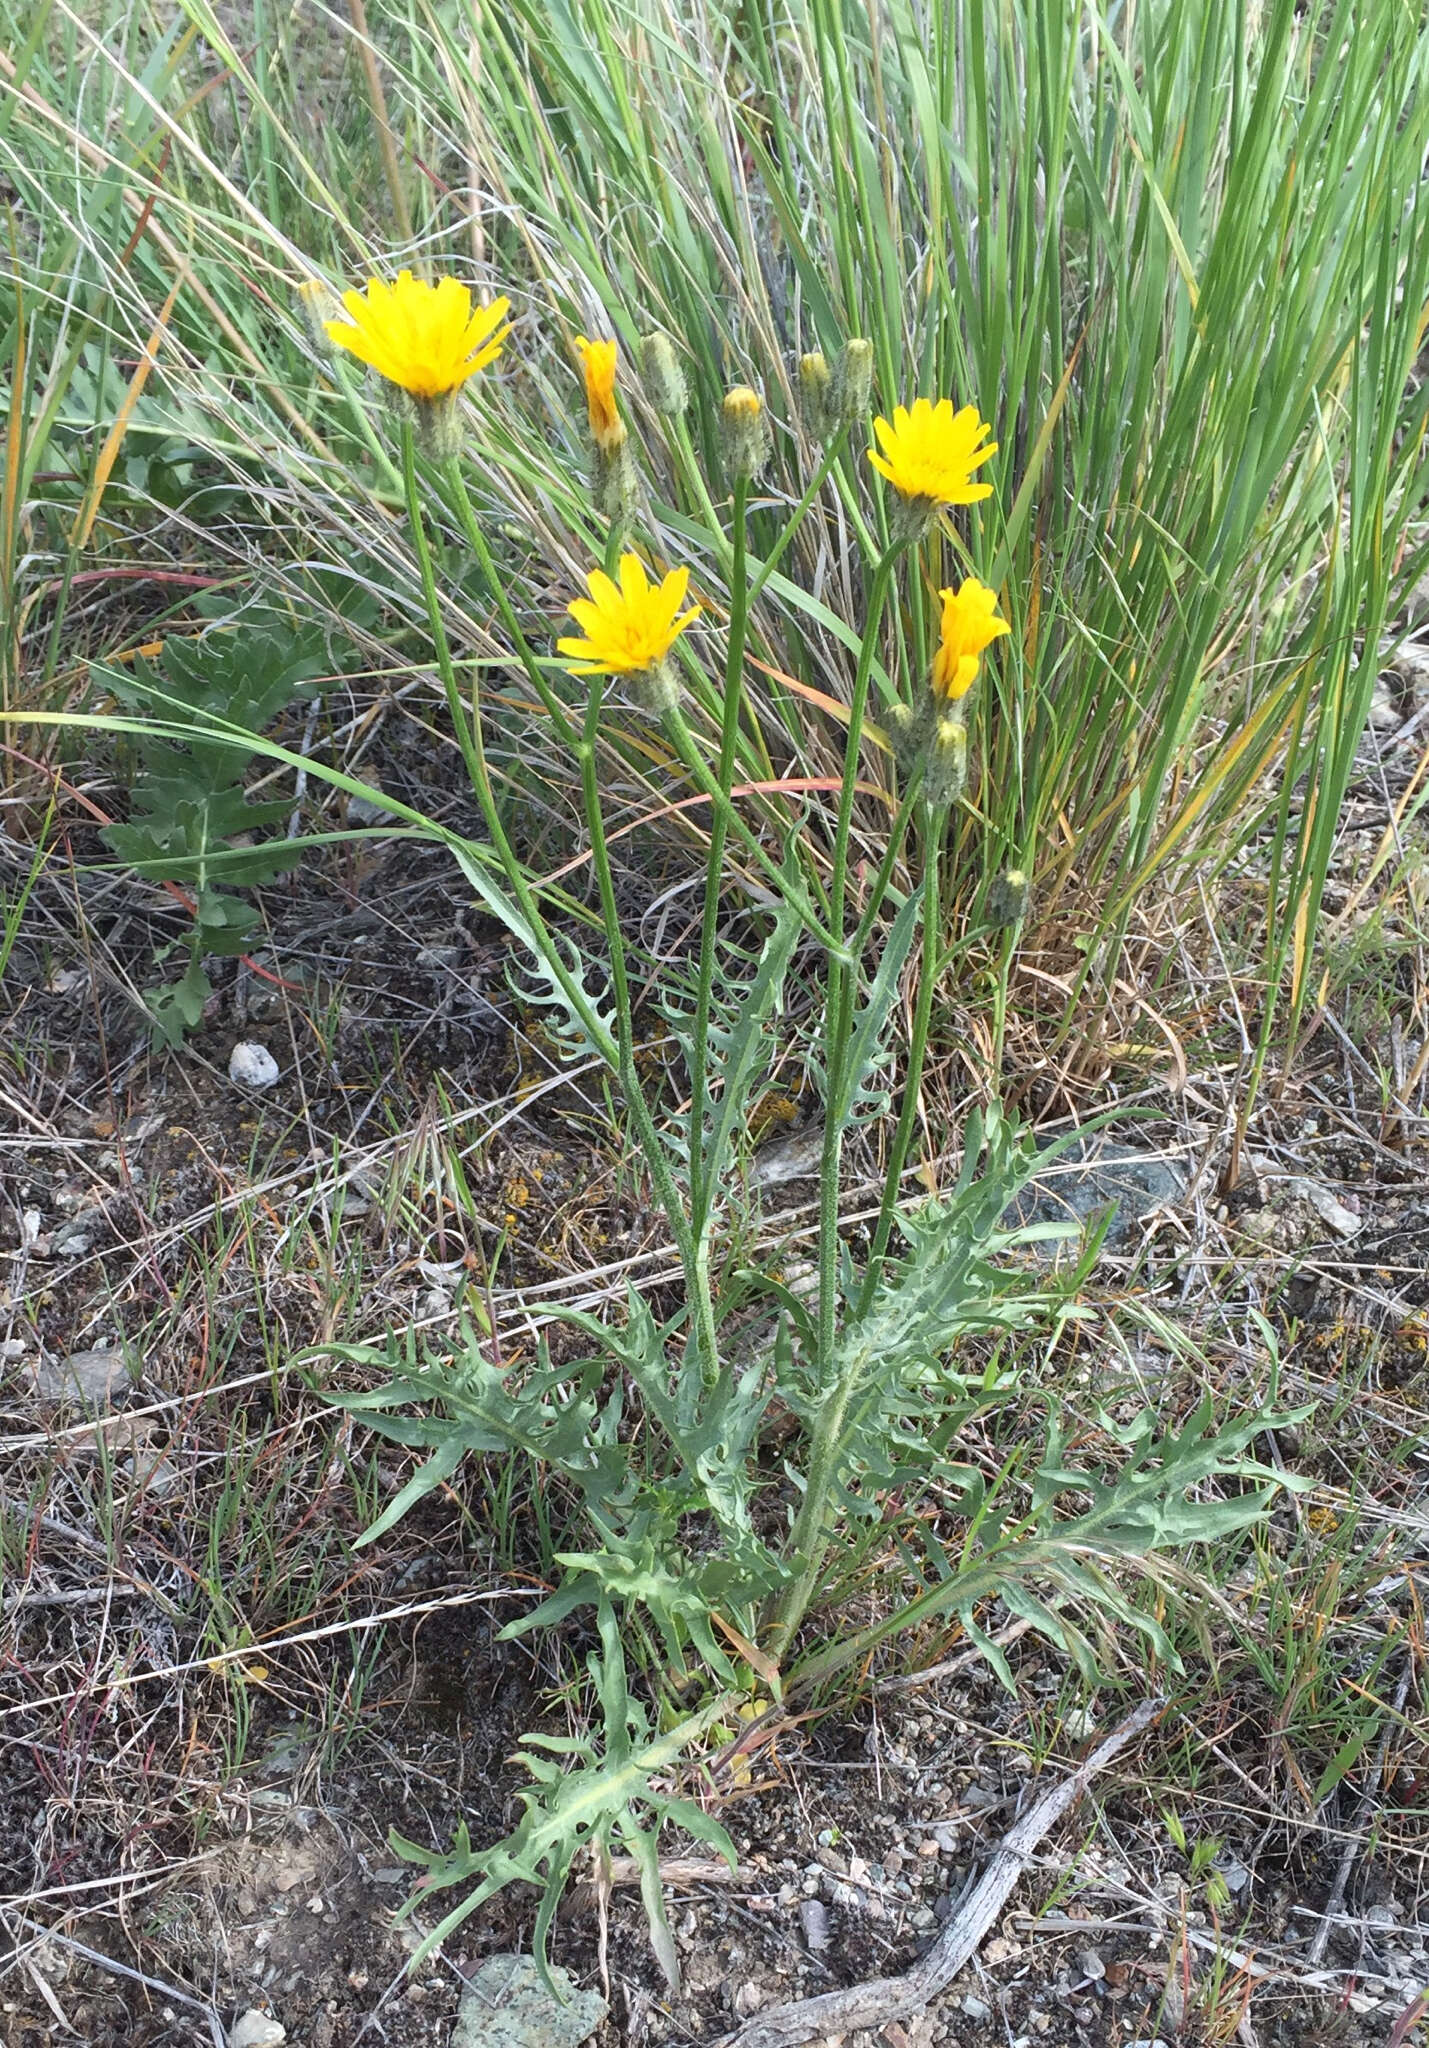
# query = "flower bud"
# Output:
<box><xmin>595</xmin><ymin>437</ymin><xmax>639</xmax><ymax>526</ymax></box>
<box><xmin>831</xmin><ymin>337</ymin><xmax>874</xmax><ymax>424</ymax></box>
<box><xmin>884</xmin><ymin>700</ymin><xmax>921</xmax><ymax>772</ymax></box>
<box><xmin>628</xmin><ymin>655</ymin><xmax>681</xmax><ymax>719</ymax></box>
<box><xmin>720</xmin><ymin>385</ymin><xmax>771</xmax><ymax>481</ymax></box>
<box><xmin>409</xmin><ymin>390</ymin><xmax>465</xmax><ymax>461</ymax></box>
<box><xmin>639</xmin><ymin>331</ymin><xmax>688</xmax><ymax>415</ymax></box>
<box><xmin>296</xmin><ymin>277</ymin><xmax>344</xmax><ymax>353</ymax></box>
<box><xmin>798</xmin><ymin>352</ymin><xmax>834</xmax><ymax>438</ymax></box>
<box><xmin>923</xmin><ymin>716</ymin><xmax>968</xmax><ymax>808</ymax></box>
<box><xmin>987</xmin><ymin>868</ymin><xmax>1031</xmax><ymax>927</ymax></box>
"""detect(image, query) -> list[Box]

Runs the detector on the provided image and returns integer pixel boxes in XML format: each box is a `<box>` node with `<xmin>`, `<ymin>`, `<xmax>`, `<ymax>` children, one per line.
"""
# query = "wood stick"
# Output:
<box><xmin>723</xmin><ymin>1696</ymin><xmax>1164</xmax><ymax>2048</ymax></box>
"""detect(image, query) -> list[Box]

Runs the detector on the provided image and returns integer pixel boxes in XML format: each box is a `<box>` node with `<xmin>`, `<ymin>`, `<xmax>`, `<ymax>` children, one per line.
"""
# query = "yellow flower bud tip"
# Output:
<box><xmin>324</xmin><ymin>270</ymin><xmax>511</xmax><ymax>401</ymax></box>
<box><xmin>831</xmin><ymin>337</ymin><xmax>874</xmax><ymax>424</ymax></box>
<box><xmin>923</xmin><ymin>716</ymin><xmax>969</xmax><ymax>807</ymax></box>
<box><xmin>932</xmin><ymin>578</ymin><xmax>1011</xmax><ymax>700</ymax></box>
<box><xmin>638</xmin><ymin>331</ymin><xmax>688</xmax><ymax>414</ymax></box>
<box><xmin>868</xmin><ymin>397</ymin><xmax>998</xmax><ymax>508</ymax></box>
<box><xmin>574</xmin><ymin>334</ymin><xmax>625</xmax><ymax>454</ymax></box>
<box><xmin>557</xmin><ymin>554</ymin><xmax>700</xmax><ymax>691</ymax></box>
<box><xmin>798</xmin><ymin>352</ymin><xmax>834</xmax><ymax>436</ymax></box>
<box><xmin>296</xmin><ymin>278</ymin><xmax>345</xmax><ymax>350</ymax></box>
<box><xmin>721</xmin><ymin>385</ymin><xmax>771</xmax><ymax>480</ymax></box>
<box><xmin>987</xmin><ymin>868</ymin><xmax>1032</xmax><ymax>926</ymax></box>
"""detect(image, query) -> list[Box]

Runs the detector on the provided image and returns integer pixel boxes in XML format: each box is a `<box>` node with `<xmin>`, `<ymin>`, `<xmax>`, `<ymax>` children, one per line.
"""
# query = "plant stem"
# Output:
<box><xmin>860</xmin><ymin>806</ymin><xmax>942</xmax><ymax>1301</ymax></box>
<box><xmin>660</xmin><ymin>702</ymin><xmax>846</xmax><ymax>956</ymax></box>
<box><xmin>576</xmin><ymin>673</ymin><xmax>715</xmax><ymax>1376</ymax></box>
<box><xmin>689</xmin><ymin>474</ymin><xmax>748</xmax><ymax>1244</ymax></box>
<box><xmin>443</xmin><ymin>456</ymin><xmax>582</xmax><ymax>753</ymax></box>
<box><xmin>404</xmin><ymin>429</ymin><xmax>614</xmax><ymax>1067</ymax></box>
<box><xmin>765</xmin><ymin>541</ymin><xmax>904</xmax><ymax>1661</ymax></box>
<box><xmin>747</xmin><ymin>432</ymin><xmax>847</xmax><ymax>606</ymax></box>
<box><xmin>812</xmin><ymin>542</ymin><xmax>903</xmax><ymax>1383</ymax></box>
<box><xmin>415</xmin><ymin>434</ymin><xmax>709</xmax><ymax>1343</ymax></box>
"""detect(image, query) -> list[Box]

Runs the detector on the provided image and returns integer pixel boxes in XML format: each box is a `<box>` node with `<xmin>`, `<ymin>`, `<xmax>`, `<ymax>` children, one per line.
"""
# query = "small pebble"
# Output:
<box><xmin>228</xmin><ymin>1042</ymin><xmax>281</xmax><ymax>1090</ymax></box>
<box><xmin>348</xmin><ymin>787</ymin><xmax>398</xmax><ymax>827</ymax></box>
<box><xmin>798</xmin><ymin>1898</ymin><xmax>830</xmax><ymax>1952</ymax></box>
<box><xmin>1078</xmin><ymin>1948</ymin><xmax>1106</xmax><ymax>1982</ymax></box>
<box><xmin>961</xmin><ymin>1995</ymin><xmax>992</xmax><ymax>2020</ymax></box>
<box><xmin>228</xmin><ymin>2014</ymin><xmax>285</xmax><ymax>2048</ymax></box>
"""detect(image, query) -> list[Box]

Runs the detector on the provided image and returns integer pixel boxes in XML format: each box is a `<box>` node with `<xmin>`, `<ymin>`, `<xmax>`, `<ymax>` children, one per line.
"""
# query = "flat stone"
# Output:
<box><xmin>1011</xmin><ymin>1133</ymin><xmax>1187</xmax><ymax>1247</ymax></box>
<box><xmin>452</xmin><ymin>1955</ymin><xmax>606</xmax><ymax>2048</ymax></box>
<box><xmin>347</xmin><ymin>787</ymin><xmax>400</xmax><ymax>827</ymax></box>
<box><xmin>29</xmin><ymin>1348</ymin><xmax>138</xmax><ymax>1409</ymax></box>
<box><xmin>798</xmin><ymin>1897</ymin><xmax>831</xmax><ymax>1951</ymax></box>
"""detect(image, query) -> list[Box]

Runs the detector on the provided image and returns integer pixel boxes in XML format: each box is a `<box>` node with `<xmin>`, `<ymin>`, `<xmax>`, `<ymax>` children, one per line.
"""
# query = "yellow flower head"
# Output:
<box><xmin>325</xmin><ymin>270</ymin><xmax>511</xmax><ymax>401</ymax></box>
<box><xmin>574</xmin><ymin>334</ymin><xmax>625</xmax><ymax>453</ymax></box>
<box><xmin>932</xmin><ymin>578</ymin><xmax>1011</xmax><ymax>699</ymax></box>
<box><xmin>557</xmin><ymin>554</ymin><xmax>700</xmax><ymax>678</ymax></box>
<box><xmin>869</xmin><ymin>398</ymin><xmax>998</xmax><ymax>510</ymax></box>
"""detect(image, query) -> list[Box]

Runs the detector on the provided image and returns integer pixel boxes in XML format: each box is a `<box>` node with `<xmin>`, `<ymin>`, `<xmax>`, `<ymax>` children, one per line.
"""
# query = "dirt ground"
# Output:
<box><xmin>4</xmin><ymin>749</ymin><xmax>1429</xmax><ymax>2047</ymax></box>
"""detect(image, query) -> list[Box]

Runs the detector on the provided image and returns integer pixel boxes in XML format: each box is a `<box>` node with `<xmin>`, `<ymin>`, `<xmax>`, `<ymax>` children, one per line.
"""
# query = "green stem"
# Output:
<box><xmin>764</xmin><ymin>541</ymin><xmax>905</xmax><ymax>1662</ymax></box>
<box><xmin>416</xmin><ymin>434</ymin><xmax>708</xmax><ymax>1344</ymax></box>
<box><xmin>661</xmin><ymin>703</ymin><xmax>846</xmax><ymax>956</ymax></box>
<box><xmin>577</xmin><ymin>674</ymin><xmax>712</xmax><ymax>1369</ymax></box>
<box><xmin>404</xmin><ymin>427</ymin><xmax>500</xmax><ymax>823</ymax></box>
<box><xmin>747</xmin><ymin>432</ymin><xmax>847</xmax><ymax>607</ymax></box>
<box><xmin>668</xmin><ymin>415</ymin><xmax>733</xmax><ymax>572</ymax></box>
<box><xmin>443</xmin><ymin>456</ymin><xmax>581</xmax><ymax>753</ymax></box>
<box><xmin>859</xmin><ymin>806</ymin><xmax>942</xmax><ymax>1302</ymax></box>
<box><xmin>813</xmin><ymin>543</ymin><xmax>903</xmax><ymax>1382</ymax></box>
<box><xmin>689</xmin><ymin>475</ymin><xmax>749</xmax><ymax>1242</ymax></box>
<box><xmin>402</xmin><ymin>428</ymin><xmax>613</xmax><ymax>1078</ymax></box>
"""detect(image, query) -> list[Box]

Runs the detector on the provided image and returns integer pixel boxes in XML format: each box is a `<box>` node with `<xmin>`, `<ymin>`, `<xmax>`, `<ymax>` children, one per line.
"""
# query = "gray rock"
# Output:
<box><xmin>1077</xmin><ymin>1947</ymin><xmax>1106</xmax><ymax>1982</ymax></box>
<box><xmin>961</xmin><ymin>1994</ymin><xmax>992</xmax><ymax>2020</ymax></box>
<box><xmin>347</xmin><ymin>786</ymin><xmax>400</xmax><ymax>827</ymax></box>
<box><xmin>1288</xmin><ymin>1177</ymin><xmax>1362</xmax><ymax>1239</ymax></box>
<box><xmin>51</xmin><ymin>1215</ymin><xmax>99</xmax><ymax>1258</ymax></box>
<box><xmin>452</xmin><ymin>1955</ymin><xmax>606</xmax><ymax>2048</ymax></box>
<box><xmin>228</xmin><ymin>1042</ymin><xmax>281</xmax><ymax>1090</ymax></box>
<box><xmin>29</xmin><ymin>1348</ymin><xmax>138</xmax><ymax>1409</ymax></box>
<box><xmin>798</xmin><ymin>1897</ymin><xmax>831</xmax><ymax>1951</ymax></box>
<box><xmin>228</xmin><ymin>2014</ymin><xmax>285</xmax><ymax>2048</ymax></box>
<box><xmin>1011</xmin><ymin>1133</ymin><xmax>1187</xmax><ymax>1247</ymax></box>
<box><xmin>749</xmin><ymin>1128</ymin><xmax>825</xmax><ymax>1187</ymax></box>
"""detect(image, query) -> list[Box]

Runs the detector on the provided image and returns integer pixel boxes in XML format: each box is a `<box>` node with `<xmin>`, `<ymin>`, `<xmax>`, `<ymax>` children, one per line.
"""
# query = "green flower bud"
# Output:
<box><xmin>720</xmin><ymin>385</ymin><xmax>771</xmax><ymax>481</ymax></box>
<box><xmin>831</xmin><ymin>337</ymin><xmax>874</xmax><ymax>424</ymax></box>
<box><xmin>923</xmin><ymin>716</ymin><xmax>968</xmax><ymax>808</ymax></box>
<box><xmin>594</xmin><ymin>436</ymin><xmax>639</xmax><ymax>526</ymax></box>
<box><xmin>639</xmin><ymin>331</ymin><xmax>688</xmax><ymax>415</ymax></box>
<box><xmin>987</xmin><ymin>868</ymin><xmax>1032</xmax><ymax>927</ymax></box>
<box><xmin>296</xmin><ymin>278</ymin><xmax>344</xmax><ymax>353</ymax></box>
<box><xmin>798</xmin><ymin>351</ymin><xmax>834</xmax><ymax>438</ymax></box>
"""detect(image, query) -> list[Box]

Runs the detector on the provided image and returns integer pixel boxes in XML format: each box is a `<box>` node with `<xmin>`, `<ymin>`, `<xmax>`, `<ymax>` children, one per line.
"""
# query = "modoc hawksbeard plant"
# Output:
<box><xmin>313</xmin><ymin>270</ymin><xmax>1301</xmax><ymax>1992</ymax></box>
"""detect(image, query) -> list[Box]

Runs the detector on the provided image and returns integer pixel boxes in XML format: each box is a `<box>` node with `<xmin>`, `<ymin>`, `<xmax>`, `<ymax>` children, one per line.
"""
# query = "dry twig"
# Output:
<box><xmin>723</xmin><ymin>1696</ymin><xmax>1163</xmax><ymax>2048</ymax></box>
